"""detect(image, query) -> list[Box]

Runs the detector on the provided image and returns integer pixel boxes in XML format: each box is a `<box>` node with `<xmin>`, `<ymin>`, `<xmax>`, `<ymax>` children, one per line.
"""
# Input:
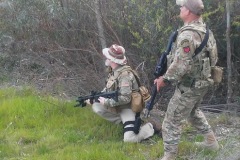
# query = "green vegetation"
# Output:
<box><xmin>0</xmin><ymin>87</ymin><xmax>161</xmax><ymax>160</ymax></box>
<box><xmin>0</xmin><ymin>87</ymin><xmax>235</xmax><ymax>160</ymax></box>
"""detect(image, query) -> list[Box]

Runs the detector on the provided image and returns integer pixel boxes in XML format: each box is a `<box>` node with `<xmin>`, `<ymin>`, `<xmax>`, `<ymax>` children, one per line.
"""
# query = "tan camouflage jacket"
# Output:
<box><xmin>163</xmin><ymin>18</ymin><xmax>218</xmax><ymax>87</ymax></box>
<box><xmin>104</xmin><ymin>65</ymin><xmax>138</xmax><ymax>108</ymax></box>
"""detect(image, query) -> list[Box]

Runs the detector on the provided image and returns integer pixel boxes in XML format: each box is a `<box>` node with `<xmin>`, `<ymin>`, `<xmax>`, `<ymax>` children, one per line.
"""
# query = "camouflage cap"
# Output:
<box><xmin>176</xmin><ymin>0</ymin><xmax>204</xmax><ymax>15</ymax></box>
<box><xmin>102</xmin><ymin>44</ymin><xmax>127</xmax><ymax>65</ymax></box>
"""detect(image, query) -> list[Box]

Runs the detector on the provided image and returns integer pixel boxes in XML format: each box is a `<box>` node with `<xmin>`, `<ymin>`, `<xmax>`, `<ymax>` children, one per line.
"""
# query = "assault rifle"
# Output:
<box><xmin>75</xmin><ymin>90</ymin><xmax>118</xmax><ymax>107</ymax></box>
<box><xmin>144</xmin><ymin>31</ymin><xmax>178</xmax><ymax>117</ymax></box>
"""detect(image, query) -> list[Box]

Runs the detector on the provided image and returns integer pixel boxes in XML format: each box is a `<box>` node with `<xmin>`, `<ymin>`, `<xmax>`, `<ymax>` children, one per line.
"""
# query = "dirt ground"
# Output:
<box><xmin>147</xmin><ymin>107</ymin><xmax>240</xmax><ymax>160</ymax></box>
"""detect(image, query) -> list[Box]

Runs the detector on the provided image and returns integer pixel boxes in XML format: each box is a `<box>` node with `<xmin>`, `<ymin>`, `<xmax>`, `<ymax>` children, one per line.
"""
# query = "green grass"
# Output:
<box><xmin>0</xmin><ymin>87</ymin><xmax>225</xmax><ymax>160</ymax></box>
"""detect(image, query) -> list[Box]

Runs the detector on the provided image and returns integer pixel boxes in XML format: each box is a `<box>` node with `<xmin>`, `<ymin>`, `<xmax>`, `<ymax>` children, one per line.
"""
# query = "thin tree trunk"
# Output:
<box><xmin>94</xmin><ymin>0</ymin><xmax>106</xmax><ymax>48</ymax></box>
<box><xmin>226</xmin><ymin>0</ymin><xmax>233</xmax><ymax>103</ymax></box>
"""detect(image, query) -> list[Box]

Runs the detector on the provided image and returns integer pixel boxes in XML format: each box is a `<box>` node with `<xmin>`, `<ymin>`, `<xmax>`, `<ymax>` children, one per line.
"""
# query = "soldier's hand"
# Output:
<box><xmin>85</xmin><ymin>99</ymin><xmax>91</xmax><ymax>105</ymax></box>
<box><xmin>154</xmin><ymin>76</ymin><xmax>166</xmax><ymax>92</ymax></box>
<box><xmin>98</xmin><ymin>97</ymin><xmax>106</xmax><ymax>105</ymax></box>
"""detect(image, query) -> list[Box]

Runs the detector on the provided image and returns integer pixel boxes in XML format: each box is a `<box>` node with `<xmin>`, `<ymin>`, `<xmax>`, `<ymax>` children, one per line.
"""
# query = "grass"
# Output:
<box><xmin>0</xmin><ymin>87</ymin><xmax>231</xmax><ymax>160</ymax></box>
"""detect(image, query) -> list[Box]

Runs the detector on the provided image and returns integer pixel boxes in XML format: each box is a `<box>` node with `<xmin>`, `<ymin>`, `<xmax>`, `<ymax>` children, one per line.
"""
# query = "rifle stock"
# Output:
<box><xmin>75</xmin><ymin>90</ymin><xmax>118</xmax><ymax>107</ymax></box>
<box><xmin>145</xmin><ymin>31</ymin><xmax>178</xmax><ymax>117</ymax></box>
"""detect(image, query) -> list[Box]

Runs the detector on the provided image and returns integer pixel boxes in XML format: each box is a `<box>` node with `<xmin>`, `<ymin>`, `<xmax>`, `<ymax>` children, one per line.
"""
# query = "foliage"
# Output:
<box><xmin>0</xmin><ymin>0</ymin><xmax>239</xmax><ymax>103</ymax></box>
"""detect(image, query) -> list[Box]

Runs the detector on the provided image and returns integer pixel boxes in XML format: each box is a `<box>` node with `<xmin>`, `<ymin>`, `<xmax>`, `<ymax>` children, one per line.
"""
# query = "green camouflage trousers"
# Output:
<box><xmin>162</xmin><ymin>82</ymin><xmax>212</xmax><ymax>154</ymax></box>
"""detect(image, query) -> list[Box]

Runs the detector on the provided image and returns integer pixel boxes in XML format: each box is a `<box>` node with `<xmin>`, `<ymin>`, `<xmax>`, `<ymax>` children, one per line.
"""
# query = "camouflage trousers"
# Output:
<box><xmin>162</xmin><ymin>83</ymin><xmax>212</xmax><ymax>154</ymax></box>
<box><xmin>92</xmin><ymin>103</ymin><xmax>154</xmax><ymax>142</ymax></box>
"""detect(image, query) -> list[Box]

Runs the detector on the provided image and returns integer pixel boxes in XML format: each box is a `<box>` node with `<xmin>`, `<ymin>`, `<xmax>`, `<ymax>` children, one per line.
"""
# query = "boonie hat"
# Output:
<box><xmin>176</xmin><ymin>0</ymin><xmax>204</xmax><ymax>15</ymax></box>
<box><xmin>102</xmin><ymin>44</ymin><xmax>127</xmax><ymax>65</ymax></box>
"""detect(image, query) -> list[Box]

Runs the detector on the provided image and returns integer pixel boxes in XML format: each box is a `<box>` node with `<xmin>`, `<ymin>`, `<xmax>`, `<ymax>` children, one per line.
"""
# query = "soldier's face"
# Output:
<box><xmin>179</xmin><ymin>6</ymin><xmax>189</xmax><ymax>20</ymax></box>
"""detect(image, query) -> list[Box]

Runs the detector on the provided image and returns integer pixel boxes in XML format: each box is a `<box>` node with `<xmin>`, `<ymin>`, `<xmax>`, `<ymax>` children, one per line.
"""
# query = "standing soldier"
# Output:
<box><xmin>86</xmin><ymin>44</ymin><xmax>161</xmax><ymax>142</ymax></box>
<box><xmin>154</xmin><ymin>0</ymin><xmax>219</xmax><ymax>159</ymax></box>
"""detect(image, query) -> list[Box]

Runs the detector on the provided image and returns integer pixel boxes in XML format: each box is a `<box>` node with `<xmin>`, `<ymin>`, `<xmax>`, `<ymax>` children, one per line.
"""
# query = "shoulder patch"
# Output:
<box><xmin>180</xmin><ymin>39</ymin><xmax>191</xmax><ymax>53</ymax></box>
<box><xmin>180</xmin><ymin>39</ymin><xmax>190</xmax><ymax>47</ymax></box>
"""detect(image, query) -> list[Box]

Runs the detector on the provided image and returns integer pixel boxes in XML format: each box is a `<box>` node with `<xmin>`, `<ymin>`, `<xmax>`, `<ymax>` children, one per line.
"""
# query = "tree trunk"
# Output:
<box><xmin>94</xmin><ymin>0</ymin><xmax>107</xmax><ymax>48</ymax></box>
<box><xmin>226</xmin><ymin>0</ymin><xmax>233</xmax><ymax>103</ymax></box>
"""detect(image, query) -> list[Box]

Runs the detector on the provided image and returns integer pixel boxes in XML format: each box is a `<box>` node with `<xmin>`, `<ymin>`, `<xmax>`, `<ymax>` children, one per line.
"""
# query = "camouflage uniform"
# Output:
<box><xmin>162</xmin><ymin>18</ymin><xmax>218</xmax><ymax>154</ymax></box>
<box><xmin>92</xmin><ymin>65</ymin><xmax>154</xmax><ymax>142</ymax></box>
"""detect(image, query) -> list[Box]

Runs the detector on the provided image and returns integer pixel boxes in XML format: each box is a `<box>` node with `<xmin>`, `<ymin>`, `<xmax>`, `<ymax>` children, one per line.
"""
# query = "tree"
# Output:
<box><xmin>226</xmin><ymin>0</ymin><xmax>233</xmax><ymax>103</ymax></box>
<box><xmin>94</xmin><ymin>0</ymin><xmax>106</xmax><ymax>48</ymax></box>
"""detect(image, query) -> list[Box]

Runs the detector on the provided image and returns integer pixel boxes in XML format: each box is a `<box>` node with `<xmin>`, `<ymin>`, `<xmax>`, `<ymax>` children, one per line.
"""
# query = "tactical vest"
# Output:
<box><xmin>167</xmin><ymin>24</ymin><xmax>218</xmax><ymax>87</ymax></box>
<box><xmin>105</xmin><ymin>65</ymin><xmax>139</xmax><ymax>92</ymax></box>
<box><xmin>105</xmin><ymin>65</ymin><xmax>151</xmax><ymax>112</ymax></box>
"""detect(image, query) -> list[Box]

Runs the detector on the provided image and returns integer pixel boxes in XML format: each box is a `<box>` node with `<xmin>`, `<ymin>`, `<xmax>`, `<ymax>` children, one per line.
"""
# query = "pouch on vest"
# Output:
<box><xmin>139</xmin><ymin>86</ymin><xmax>151</xmax><ymax>102</ymax></box>
<box><xmin>131</xmin><ymin>85</ymin><xmax>151</xmax><ymax>113</ymax></box>
<box><xmin>130</xmin><ymin>70</ymin><xmax>151</xmax><ymax>112</ymax></box>
<box><xmin>202</xmin><ymin>57</ymin><xmax>211</xmax><ymax>79</ymax></box>
<box><xmin>211</xmin><ymin>66</ymin><xmax>223</xmax><ymax>84</ymax></box>
<box><xmin>131</xmin><ymin>91</ymin><xmax>144</xmax><ymax>113</ymax></box>
<box><xmin>117</xmin><ymin>67</ymin><xmax>151</xmax><ymax>113</ymax></box>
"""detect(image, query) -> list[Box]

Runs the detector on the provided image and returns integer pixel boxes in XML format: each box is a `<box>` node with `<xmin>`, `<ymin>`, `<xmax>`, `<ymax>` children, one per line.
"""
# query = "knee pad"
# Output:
<box><xmin>123</xmin><ymin>118</ymin><xmax>142</xmax><ymax>134</ymax></box>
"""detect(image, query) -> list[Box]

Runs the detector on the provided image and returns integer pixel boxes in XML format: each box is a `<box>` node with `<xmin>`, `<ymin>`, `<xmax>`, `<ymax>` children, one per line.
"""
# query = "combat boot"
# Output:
<box><xmin>195</xmin><ymin>131</ymin><xmax>219</xmax><ymax>150</ymax></box>
<box><xmin>160</xmin><ymin>152</ymin><xmax>177</xmax><ymax>160</ymax></box>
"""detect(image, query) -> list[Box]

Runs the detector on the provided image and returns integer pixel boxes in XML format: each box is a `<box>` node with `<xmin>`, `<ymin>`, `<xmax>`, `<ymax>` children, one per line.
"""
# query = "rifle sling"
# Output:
<box><xmin>129</xmin><ymin>70</ymin><xmax>142</xmax><ymax>87</ymax></box>
<box><xmin>192</xmin><ymin>26</ymin><xmax>209</xmax><ymax>59</ymax></box>
<box><xmin>169</xmin><ymin>27</ymin><xmax>209</xmax><ymax>58</ymax></box>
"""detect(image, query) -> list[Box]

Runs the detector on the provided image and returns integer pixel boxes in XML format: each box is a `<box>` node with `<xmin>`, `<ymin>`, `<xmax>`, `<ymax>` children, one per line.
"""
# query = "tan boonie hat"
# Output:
<box><xmin>176</xmin><ymin>0</ymin><xmax>204</xmax><ymax>15</ymax></box>
<box><xmin>102</xmin><ymin>44</ymin><xmax>127</xmax><ymax>65</ymax></box>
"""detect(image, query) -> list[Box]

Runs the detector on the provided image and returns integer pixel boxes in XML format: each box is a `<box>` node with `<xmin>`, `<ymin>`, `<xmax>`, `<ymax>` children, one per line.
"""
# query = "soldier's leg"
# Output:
<box><xmin>189</xmin><ymin>103</ymin><xmax>212</xmax><ymax>134</ymax></box>
<box><xmin>92</xmin><ymin>102</ymin><xmax>121</xmax><ymax>124</ymax></box>
<box><xmin>120</xmin><ymin>108</ymin><xmax>154</xmax><ymax>142</ymax></box>
<box><xmin>186</xmin><ymin>85</ymin><xmax>211</xmax><ymax>133</ymax></box>
<box><xmin>162</xmin><ymin>85</ymin><xmax>207</xmax><ymax>159</ymax></box>
<box><xmin>162</xmin><ymin>87</ymin><xmax>188</xmax><ymax>157</ymax></box>
<box><xmin>188</xmin><ymin>88</ymin><xmax>219</xmax><ymax>150</ymax></box>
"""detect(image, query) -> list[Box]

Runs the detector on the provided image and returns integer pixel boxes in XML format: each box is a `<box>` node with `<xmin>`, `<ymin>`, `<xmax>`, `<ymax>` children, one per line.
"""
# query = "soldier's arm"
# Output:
<box><xmin>163</xmin><ymin>31</ymin><xmax>195</xmax><ymax>83</ymax></box>
<box><xmin>208</xmin><ymin>31</ymin><xmax>218</xmax><ymax>66</ymax></box>
<box><xmin>104</xmin><ymin>71</ymin><xmax>132</xmax><ymax>107</ymax></box>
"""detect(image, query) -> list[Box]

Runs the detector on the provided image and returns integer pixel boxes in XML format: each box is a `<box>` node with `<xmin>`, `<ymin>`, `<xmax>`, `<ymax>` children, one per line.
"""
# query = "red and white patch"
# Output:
<box><xmin>183</xmin><ymin>47</ymin><xmax>190</xmax><ymax>53</ymax></box>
